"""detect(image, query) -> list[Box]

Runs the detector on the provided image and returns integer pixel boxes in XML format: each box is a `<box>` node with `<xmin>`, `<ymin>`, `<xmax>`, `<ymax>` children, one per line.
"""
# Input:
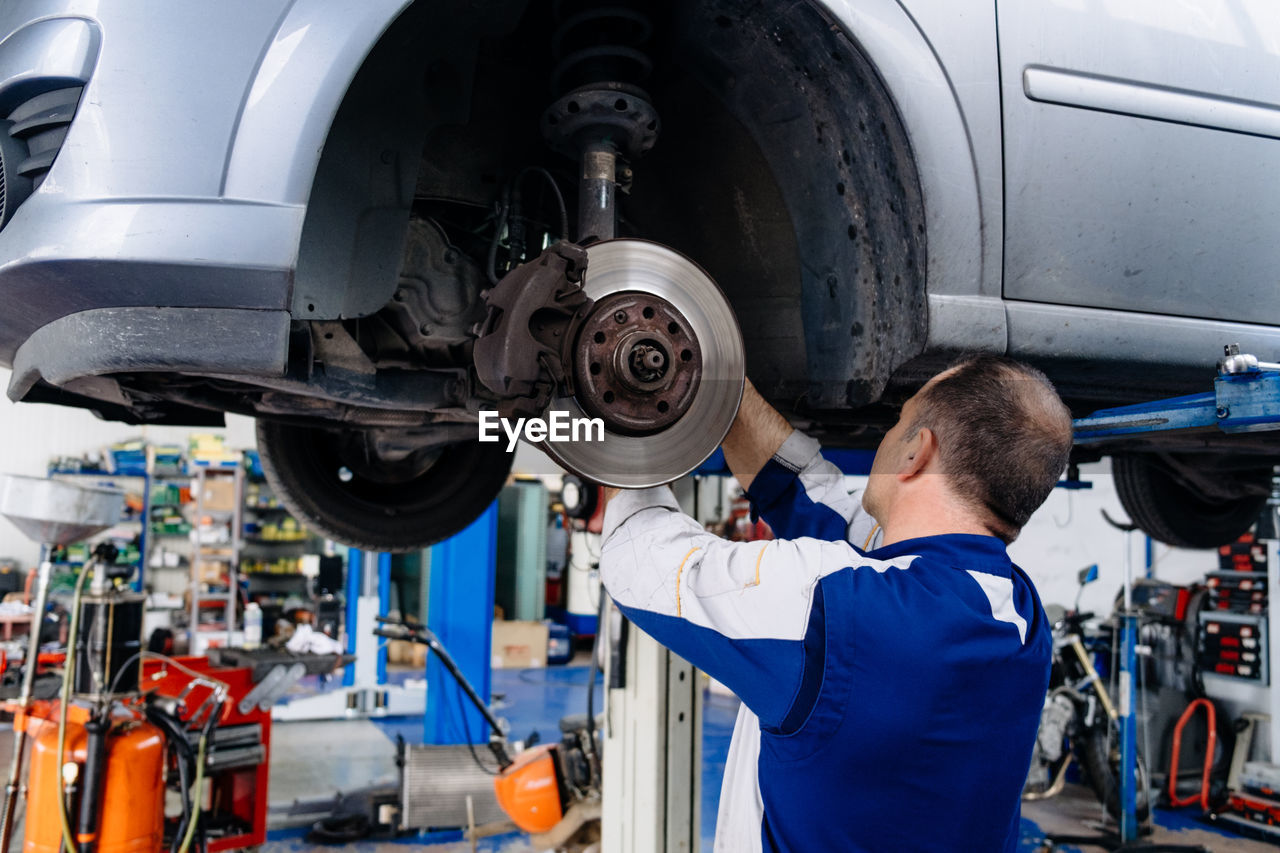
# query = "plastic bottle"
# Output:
<box><xmin>244</xmin><ymin>602</ymin><xmax>262</xmax><ymax>650</ymax></box>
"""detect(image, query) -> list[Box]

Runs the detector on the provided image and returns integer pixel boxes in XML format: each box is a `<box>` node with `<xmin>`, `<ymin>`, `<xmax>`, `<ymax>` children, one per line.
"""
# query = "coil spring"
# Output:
<box><xmin>551</xmin><ymin>1</ymin><xmax>654</xmax><ymax>95</ymax></box>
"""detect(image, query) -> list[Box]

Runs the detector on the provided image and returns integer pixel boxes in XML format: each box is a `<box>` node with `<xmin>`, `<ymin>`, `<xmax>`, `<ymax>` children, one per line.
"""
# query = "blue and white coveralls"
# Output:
<box><xmin>599</xmin><ymin>431</ymin><xmax>1052</xmax><ymax>852</ymax></box>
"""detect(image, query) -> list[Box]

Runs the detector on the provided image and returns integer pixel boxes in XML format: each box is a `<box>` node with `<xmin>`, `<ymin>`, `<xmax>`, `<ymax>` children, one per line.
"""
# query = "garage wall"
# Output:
<box><xmin>1008</xmin><ymin>460</ymin><xmax>1218</xmax><ymax>615</ymax></box>
<box><xmin>841</xmin><ymin>460</ymin><xmax>1217</xmax><ymax>615</ymax></box>
<box><xmin>0</xmin><ymin>368</ymin><xmax>563</xmax><ymax>566</ymax></box>
<box><xmin>0</xmin><ymin>368</ymin><xmax>257</xmax><ymax>566</ymax></box>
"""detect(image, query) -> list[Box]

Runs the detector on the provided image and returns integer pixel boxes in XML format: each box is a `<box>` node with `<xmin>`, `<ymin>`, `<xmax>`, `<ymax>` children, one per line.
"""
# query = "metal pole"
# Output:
<box><xmin>1119</xmin><ymin>531</ymin><xmax>1139</xmax><ymax>842</ymax></box>
<box><xmin>190</xmin><ymin>468</ymin><xmax>205</xmax><ymax>654</ymax></box>
<box><xmin>424</xmin><ymin>504</ymin><xmax>497</xmax><ymax>746</ymax></box>
<box><xmin>226</xmin><ymin>466</ymin><xmax>244</xmax><ymax>648</ymax></box>
<box><xmin>376</xmin><ymin>553</ymin><xmax>391</xmax><ymax>687</ymax></box>
<box><xmin>0</xmin><ymin>560</ymin><xmax>53</xmax><ymax>850</ymax></box>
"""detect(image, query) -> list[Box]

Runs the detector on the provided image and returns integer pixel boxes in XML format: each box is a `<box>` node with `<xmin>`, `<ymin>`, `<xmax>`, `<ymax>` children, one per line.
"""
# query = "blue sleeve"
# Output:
<box><xmin>745</xmin><ymin>431</ymin><xmax>876</xmax><ymax>547</ymax></box>
<box><xmin>599</xmin><ymin>487</ymin><xmax>855</xmax><ymax>731</ymax></box>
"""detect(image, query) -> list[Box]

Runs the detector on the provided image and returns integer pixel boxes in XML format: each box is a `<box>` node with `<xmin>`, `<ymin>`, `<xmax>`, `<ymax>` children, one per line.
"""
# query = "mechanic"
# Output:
<box><xmin>598</xmin><ymin>354</ymin><xmax>1074</xmax><ymax>852</ymax></box>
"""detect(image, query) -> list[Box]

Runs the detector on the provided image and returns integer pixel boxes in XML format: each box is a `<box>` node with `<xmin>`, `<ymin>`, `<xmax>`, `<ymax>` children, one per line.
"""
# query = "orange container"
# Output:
<box><xmin>22</xmin><ymin>710</ymin><xmax>165</xmax><ymax>853</ymax></box>
<box><xmin>493</xmin><ymin>744</ymin><xmax>564</xmax><ymax>834</ymax></box>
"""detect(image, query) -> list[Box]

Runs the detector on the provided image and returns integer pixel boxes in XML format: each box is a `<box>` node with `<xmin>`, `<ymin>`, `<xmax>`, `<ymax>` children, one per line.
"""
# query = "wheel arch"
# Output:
<box><xmin>659</xmin><ymin>0</ymin><xmax>996</xmax><ymax>410</ymax></box>
<box><xmin>221</xmin><ymin>0</ymin><xmax>414</xmax><ymax>207</ymax></box>
<box><xmin>818</xmin><ymin>0</ymin><xmax>1000</xmax><ymax>352</ymax></box>
<box><xmin>223</xmin><ymin>0</ymin><xmax>996</xmax><ymax>409</ymax></box>
<box><xmin>226</xmin><ymin>0</ymin><xmax>528</xmax><ymax>324</ymax></box>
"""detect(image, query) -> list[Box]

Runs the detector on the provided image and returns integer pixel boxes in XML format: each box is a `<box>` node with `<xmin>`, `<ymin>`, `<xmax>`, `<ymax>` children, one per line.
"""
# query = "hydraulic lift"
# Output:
<box><xmin>1068</xmin><ymin>345</ymin><xmax>1280</xmax><ymax>847</ymax></box>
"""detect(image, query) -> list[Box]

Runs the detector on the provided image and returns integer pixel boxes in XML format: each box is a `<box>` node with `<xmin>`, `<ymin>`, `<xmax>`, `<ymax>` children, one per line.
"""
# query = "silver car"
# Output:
<box><xmin>0</xmin><ymin>0</ymin><xmax>1276</xmax><ymax>551</ymax></box>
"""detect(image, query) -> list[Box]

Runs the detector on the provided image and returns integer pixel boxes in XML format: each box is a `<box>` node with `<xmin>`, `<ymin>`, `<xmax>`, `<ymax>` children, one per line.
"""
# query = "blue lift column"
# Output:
<box><xmin>425</xmin><ymin>501</ymin><xmax>499</xmax><ymax>745</ymax></box>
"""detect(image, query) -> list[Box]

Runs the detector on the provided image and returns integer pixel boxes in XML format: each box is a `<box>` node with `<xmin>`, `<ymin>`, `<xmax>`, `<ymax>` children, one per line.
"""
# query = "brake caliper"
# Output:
<box><xmin>472</xmin><ymin>242</ymin><xmax>594</xmax><ymax>419</ymax></box>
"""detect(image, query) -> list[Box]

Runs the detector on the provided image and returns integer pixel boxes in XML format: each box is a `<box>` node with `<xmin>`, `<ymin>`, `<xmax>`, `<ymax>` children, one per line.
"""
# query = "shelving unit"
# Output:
<box><xmin>188</xmin><ymin>461</ymin><xmax>245</xmax><ymax>654</ymax></box>
<box><xmin>241</xmin><ymin>461</ymin><xmax>309</xmax><ymax>578</ymax></box>
<box><xmin>143</xmin><ymin>454</ymin><xmax>197</xmax><ymax>595</ymax></box>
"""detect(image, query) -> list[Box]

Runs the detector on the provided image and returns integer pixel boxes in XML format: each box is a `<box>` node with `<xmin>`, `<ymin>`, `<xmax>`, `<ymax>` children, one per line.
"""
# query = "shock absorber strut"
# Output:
<box><xmin>542</xmin><ymin>0</ymin><xmax>661</xmax><ymax>242</ymax></box>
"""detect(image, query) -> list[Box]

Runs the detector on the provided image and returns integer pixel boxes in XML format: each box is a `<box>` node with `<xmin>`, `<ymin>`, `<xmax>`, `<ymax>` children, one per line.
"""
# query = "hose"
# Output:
<box><xmin>176</xmin><ymin>692</ymin><xmax>222</xmax><ymax>853</ymax></box>
<box><xmin>585</xmin><ymin>591</ymin><xmax>609</xmax><ymax>769</ymax></box>
<box><xmin>145</xmin><ymin>706</ymin><xmax>194</xmax><ymax>853</ymax></box>
<box><xmin>54</xmin><ymin>589</ymin><xmax>225</xmax><ymax>853</ymax></box>
<box><xmin>486</xmin><ymin>190</ymin><xmax>511</xmax><ymax>285</ymax></box>
<box><xmin>177</xmin><ymin>734</ymin><xmax>207</xmax><ymax>853</ymax></box>
<box><xmin>517</xmin><ymin>167</ymin><xmax>569</xmax><ymax>242</ymax></box>
<box><xmin>55</xmin><ymin>563</ymin><xmax>93</xmax><ymax>853</ymax></box>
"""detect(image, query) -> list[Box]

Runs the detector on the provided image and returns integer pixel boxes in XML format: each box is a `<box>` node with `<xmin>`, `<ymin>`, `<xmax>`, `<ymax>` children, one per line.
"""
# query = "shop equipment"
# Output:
<box><xmin>1167</xmin><ymin>699</ymin><xmax>1218</xmax><ymax>812</ymax></box>
<box><xmin>1060</xmin><ymin>345</ymin><xmax>1280</xmax><ymax>851</ymax></box>
<box><xmin>0</xmin><ymin>473</ymin><xmax>273</xmax><ymax>853</ymax></box>
<box><xmin>0</xmin><ymin>474</ymin><xmax>123</xmax><ymax>851</ymax></box>
<box><xmin>374</xmin><ymin>617</ymin><xmax>601</xmax><ymax>841</ymax></box>
<box><xmin>187</xmin><ymin>460</ymin><xmax>244</xmax><ymax>655</ymax></box>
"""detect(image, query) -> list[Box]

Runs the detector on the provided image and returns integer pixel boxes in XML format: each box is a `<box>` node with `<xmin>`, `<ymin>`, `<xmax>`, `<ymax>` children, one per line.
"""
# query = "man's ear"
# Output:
<box><xmin>898</xmin><ymin>427</ymin><xmax>936</xmax><ymax>481</ymax></box>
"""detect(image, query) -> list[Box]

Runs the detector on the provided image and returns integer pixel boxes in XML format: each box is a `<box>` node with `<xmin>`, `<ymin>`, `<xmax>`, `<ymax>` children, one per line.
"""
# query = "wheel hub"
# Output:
<box><xmin>573</xmin><ymin>291</ymin><xmax>701</xmax><ymax>435</ymax></box>
<box><xmin>542</xmin><ymin>239</ymin><xmax>744</xmax><ymax>488</ymax></box>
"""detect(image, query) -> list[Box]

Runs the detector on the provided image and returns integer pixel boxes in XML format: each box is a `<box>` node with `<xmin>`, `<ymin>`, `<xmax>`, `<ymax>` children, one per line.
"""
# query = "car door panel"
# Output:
<box><xmin>999</xmin><ymin>0</ymin><xmax>1280</xmax><ymax>325</ymax></box>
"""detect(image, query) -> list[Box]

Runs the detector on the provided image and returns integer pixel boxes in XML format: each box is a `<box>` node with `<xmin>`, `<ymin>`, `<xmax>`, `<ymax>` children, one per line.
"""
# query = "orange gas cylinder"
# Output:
<box><xmin>493</xmin><ymin>744</ymin><xmax>564</xmax><ymax>834</ymax></box>
<box><xmin>22</xmin><ymin>710</ymin><xmax>165</xmax><ymax>853</ymax></box>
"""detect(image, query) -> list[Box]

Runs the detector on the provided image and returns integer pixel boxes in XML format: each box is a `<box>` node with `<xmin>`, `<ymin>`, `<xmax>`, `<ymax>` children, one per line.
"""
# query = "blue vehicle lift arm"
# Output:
<box><xmin>1074</xmin><ymin>346</ymin><xmax>1280</xmax><ymax>443</ymax></box>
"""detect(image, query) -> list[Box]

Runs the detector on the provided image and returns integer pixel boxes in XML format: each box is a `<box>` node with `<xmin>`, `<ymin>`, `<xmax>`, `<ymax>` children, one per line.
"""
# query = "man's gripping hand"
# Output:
<box><xmin>602</xmin><ymin>378</ymin><xmax>791</xmax><ymax>504</ymax></box>
<box><xmin>719</xmin><ymin>379</ymin><xmax>794</xmax><ymax>490</ymax></box>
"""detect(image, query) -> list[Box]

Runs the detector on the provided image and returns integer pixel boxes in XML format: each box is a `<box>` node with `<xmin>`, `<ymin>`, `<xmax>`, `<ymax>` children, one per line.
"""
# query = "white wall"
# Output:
<box><xmin>0</xmin><ymin>368</ymin><xmax>256</xmax><ymax>566</ymax></box>
<box><xmin>1008</xmin><ymin>459</ymin><xmax>1216</xmax><ymax>614</ymax></box>
<box><xmin>517</xmin><ymin>450</ymin><xmax>1221</xmax><ymax>612</ymax></box>
<box><xmin>838</xmin><ymin>461</ymin><xmax>1215</xmax><ymax>613</ymax></box>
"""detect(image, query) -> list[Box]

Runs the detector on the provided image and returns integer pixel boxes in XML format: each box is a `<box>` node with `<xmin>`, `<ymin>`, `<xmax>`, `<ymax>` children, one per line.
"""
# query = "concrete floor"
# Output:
<box><xmin>263</xmin><ymin>666</ymin><xmax>1269</xmax><ymax>852</ymax></box>
<box><xmin>1021</xmin><ymin>783</ymin><xmax>1277</xmax><ymax>851</ymax></box>
<box><xmin>0</xmin><ymin>664</ymin><xmax>1268</xmax><ymax>852</ymax></box>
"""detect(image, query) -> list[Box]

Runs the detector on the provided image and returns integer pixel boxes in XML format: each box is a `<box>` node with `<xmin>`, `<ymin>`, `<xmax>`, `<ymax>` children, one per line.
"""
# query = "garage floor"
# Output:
<box><xmin>262</xmin><ymin>665</ymin><xmax>1268</xmax><ymax>852</ymax></box>
<box><xmin>0</xmin><ymin>665</ymin><xmax>1265</xmax><ymax>851</ymax></box>
<box><xmin>1021</xmin><ymin>784</ymin><xmax>1277</xmax><ymax>851</ymax></box>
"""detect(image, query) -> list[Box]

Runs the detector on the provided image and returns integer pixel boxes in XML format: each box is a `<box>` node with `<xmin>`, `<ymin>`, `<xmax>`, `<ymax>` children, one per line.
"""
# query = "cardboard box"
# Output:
<box><xmin>196</xmin><ymin>561</ymin><xmax>228</xmax><ymax>585</ymax></box>
<box><xmin>197</xmin><ymin>479</ymin><xmax>237</xmax><ymax>512</ymax></box>
<box><xmin>491</xmin><ymin>620</ymin><xmax>548</xmax><ymax>669</ymax></box>
<box><xmin>387</xmin><ymin>640</ymin><xmax>414</xmax><ymax>665</ymax></box>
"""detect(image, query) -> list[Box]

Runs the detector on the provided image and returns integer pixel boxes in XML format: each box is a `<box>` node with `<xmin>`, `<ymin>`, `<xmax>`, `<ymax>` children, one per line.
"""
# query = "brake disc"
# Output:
<box><xmin>541</xmin><ymin>239</ymin><xmax>744</xmax><ymax>487</ymax></box>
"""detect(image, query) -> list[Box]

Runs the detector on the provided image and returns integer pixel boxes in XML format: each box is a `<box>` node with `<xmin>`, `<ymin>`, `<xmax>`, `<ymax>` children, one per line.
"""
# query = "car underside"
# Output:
<box><xmin>1</xmin><ymin>0</ymin><xmax>1277</xmax><ymax>551</ymax></box>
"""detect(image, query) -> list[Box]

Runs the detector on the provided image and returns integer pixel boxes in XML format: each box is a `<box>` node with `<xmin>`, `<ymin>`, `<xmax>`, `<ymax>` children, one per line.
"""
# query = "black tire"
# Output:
<box><xmin>1079</xmin><ymin>723</ymin><xmax>1151</xmax><ymax>823</ymax></box>
<box><xmin>256</xmin><ymin>420</ymin><xmax>512</xmax><ymax>553</ymax></box>
<box><xmin>1112</xmin><ymin>454</ymin><xmax>1268</xmax><ymax>549</ymax></box>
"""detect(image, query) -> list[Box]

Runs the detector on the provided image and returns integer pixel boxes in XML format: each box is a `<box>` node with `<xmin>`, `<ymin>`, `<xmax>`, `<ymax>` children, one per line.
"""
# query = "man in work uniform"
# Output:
<box><xmin>599</xmin><ymin>354</ymin><xmax>1075</xmax><ymax>852</ymax></box>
